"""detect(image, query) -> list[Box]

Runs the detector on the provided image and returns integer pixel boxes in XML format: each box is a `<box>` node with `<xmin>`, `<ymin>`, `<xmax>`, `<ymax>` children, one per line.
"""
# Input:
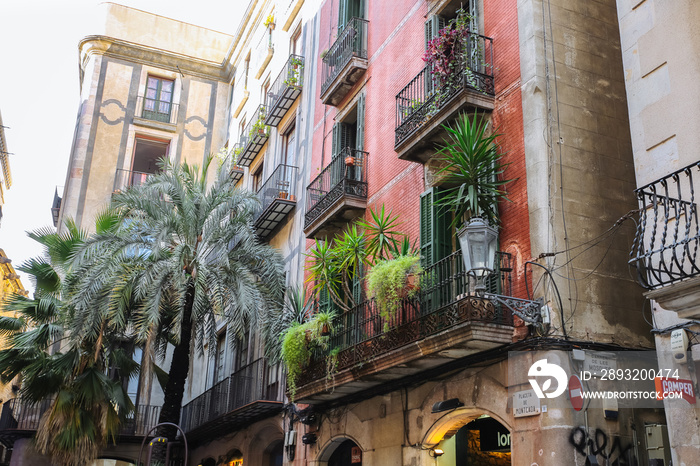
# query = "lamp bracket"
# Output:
<box><xmin>483</xmin><ymin>294</ymin><xmax>544</xmax><ymax>324</ymax></box>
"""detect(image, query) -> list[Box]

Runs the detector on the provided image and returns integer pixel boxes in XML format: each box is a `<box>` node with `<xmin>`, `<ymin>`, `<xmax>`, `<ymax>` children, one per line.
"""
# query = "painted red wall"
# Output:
<box><xmin>308</xmin><ymin>0</ymin><xmax>532</xmax><ymax>302</ymax></box>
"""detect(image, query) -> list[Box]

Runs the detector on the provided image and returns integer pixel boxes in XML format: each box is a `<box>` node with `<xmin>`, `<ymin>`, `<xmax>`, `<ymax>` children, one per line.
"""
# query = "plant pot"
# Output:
<box><xmin>258</xmin><ymin>128</ymin><xmax>266</xmax><ymax>135</ymax></box>
<box><xmin>321</xmin><ymin>323</ymin><xmax>330</xmax><ymax>336</ymax></box>
<box><xmin>278</xmin><ymin>191</ymin><xmax>289</xmax><ymax>199</ymax></box>
<box><xmin>345</xmin><ymin>156</ymin><xmax>355</xmax><ymax>167</ymax></box>
<box><xmin>289</xmin><ymin>194</ymin><xmax>296</xmax><ymax>202</ymax></box>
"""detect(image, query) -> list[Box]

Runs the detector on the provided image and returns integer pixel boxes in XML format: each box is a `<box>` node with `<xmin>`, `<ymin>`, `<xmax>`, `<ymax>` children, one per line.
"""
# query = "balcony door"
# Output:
<box><xmin>130</xmin><ymin>137</ymin><xmax>169</xmax><ymax>187</ymax></box>
<box><xmin>143</xmin><ymin>76</ymin><xmax>174</xmax><ymax>122</ymax></box>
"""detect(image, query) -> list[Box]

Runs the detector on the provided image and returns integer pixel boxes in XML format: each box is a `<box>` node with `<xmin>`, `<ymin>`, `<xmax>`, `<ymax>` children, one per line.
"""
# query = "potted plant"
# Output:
<box><xmin>264</xmin><ymin>13</ymin><xmax>275</xmax><ymax>29</ymax></box>
<box><xmin>290</xmin><ymin>56</ymin><xmax>303</xmax><ymax>69</ymax></box>
<box><xmin>280</xmin><ymin>323</ymin><xmax>312</xmax><ymax>400</ymax></box>
<box><xmin>366</xmin><ymin>253</ymin><xmax>422</xmax><ymax>326</ymax></box>
<box><xmin>435</xmin><ymin>112</ymin><xmax>513</xmax><ymax>228</ymax></box>
<box><xmin>345</xmin><ymin>154</ymin><xmax>356</xmax><ymax>166</ymax></box>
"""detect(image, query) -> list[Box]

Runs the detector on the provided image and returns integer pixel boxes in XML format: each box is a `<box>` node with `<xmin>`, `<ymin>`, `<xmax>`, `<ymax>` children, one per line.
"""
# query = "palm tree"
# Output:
<box><xmin>0</xmin><ymin>216</ymin><xmax>136</xmax><ymax>466</ymax></box>
<box><xmin>70</xmin><ymin>154</ymin><xmax>285</xmax><ymax>436</ymax></box>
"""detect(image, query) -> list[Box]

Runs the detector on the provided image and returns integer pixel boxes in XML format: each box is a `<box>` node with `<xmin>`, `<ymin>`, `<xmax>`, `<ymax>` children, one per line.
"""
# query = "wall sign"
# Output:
<box><xmin>351</xmin><ymin>446</ymin><xmax>362</xmax><ymax>464</ymax></box>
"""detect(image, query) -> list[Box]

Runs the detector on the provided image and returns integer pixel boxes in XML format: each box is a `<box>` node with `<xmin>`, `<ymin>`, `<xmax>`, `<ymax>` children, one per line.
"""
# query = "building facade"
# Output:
<box><xmin>618</xmin><ymin>0</ymin><xmax>700</xmax><ymax>464</ymax></box>
<box><xmin>2</xmin><ymin>0</ymin><xmax>696</xmax><ymax>465</ymax></box>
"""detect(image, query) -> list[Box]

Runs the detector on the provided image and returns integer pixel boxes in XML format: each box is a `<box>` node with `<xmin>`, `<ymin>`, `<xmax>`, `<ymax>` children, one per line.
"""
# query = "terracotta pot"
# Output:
<box><xmin>278</xmin><ymin>191</ymin><xmax>289</xmax><ymax>199</ymax></box>
<box><xmin>345</xmin><ymin>156</ymin><xmax>355</xmax><ymax>166</ymax></box>
<box><xmin>321</xmin><ymin>323</ymin><xmax>330</xmax><ymax>336</ymax></box>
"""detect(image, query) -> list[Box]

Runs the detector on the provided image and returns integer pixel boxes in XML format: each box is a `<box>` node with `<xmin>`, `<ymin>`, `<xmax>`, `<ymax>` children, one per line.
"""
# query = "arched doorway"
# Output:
<box><xmin>328</xmin><ymin>439</ymin><xmax>362</xmax><ymax>466</ymax></box>
<box><xmin>263</xmin><ymin>439</ymin><xmax>283</xmax><ymax>466</ymax></box>
<box><xmin>435</xmin><ymin>416</ymin><xmax>510</xmax><ymax>465</ymax></box>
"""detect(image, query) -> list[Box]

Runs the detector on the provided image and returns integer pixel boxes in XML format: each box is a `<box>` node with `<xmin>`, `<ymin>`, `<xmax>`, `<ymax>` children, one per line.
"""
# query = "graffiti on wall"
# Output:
<box><xmin>569</xmin><ymin>427</ymin><xmax>637</xmax><ymax>466</ymax></box>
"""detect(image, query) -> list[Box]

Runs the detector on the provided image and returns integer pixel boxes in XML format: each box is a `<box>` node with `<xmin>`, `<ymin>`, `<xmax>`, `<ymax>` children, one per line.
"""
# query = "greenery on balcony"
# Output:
<box><xmin>395</xmin><ymin>10</ymin><xmax>494</xmax><ymax>149</ymax></box>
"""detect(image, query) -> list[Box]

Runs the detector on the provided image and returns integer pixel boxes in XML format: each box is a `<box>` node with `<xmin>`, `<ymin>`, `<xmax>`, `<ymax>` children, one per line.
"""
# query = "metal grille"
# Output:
<box><xmin>321</xmin><ymin>18</ymin><xmax>369</xmax><ymax>96</ymax></box>
<box><xmin>136</xmin><ymin>96</ymin><xmax>179</xmax><ymax>124</ymax></box>
<box><xmin>630</xmin><ymin>161</ymin><xmax>700</xmax><ymax>289</ymax></box>
<box><xmin>395</xmin><ymin>33</ymin><xmax>494</xmax><ymax>148</ymax></box>
<box><xmin>266</xmin><ymin>54</ymin><xmax>304</xmax><ymax>127</ymax></box>
<box><xmin>304</xmin><ymin>148</ymin><xmax>368</xmax><ymax>227</ymax></box>
<box><xmin>113</xmin><ymin>168</ymin><xmax>154</xmax><ymax>193</ymax></box>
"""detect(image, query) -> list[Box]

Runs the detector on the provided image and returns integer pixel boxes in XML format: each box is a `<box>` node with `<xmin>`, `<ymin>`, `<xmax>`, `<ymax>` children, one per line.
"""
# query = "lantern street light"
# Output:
<box><xmin>457</xmin><ymin>217</ymin><xmax>498</xmax><ymax>294</ymax></box>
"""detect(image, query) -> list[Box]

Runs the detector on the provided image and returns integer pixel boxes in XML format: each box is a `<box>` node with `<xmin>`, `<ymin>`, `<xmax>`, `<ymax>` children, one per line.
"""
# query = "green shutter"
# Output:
<box><xmin>420</xmin><ymin>189</ymin><xmax>434</xmax><ymax>268</ymax></box>
<box><xmin>420</xmin><ymin>187</ymin><xmax>453</xmax><ymax>268</ymax></box>
<box><xmin>352</xmin><ymin>263</ymin><xmax>363</xmax><ymax>305</ymax></box>
<box><xmin>338</xmin><ymin>0</ymin><xmax>348</xmax><ymax>32</ymax></box>
<box><xmin>331</xmin><ymin>122</ymin><xmax>341</xmax><ymax>158</ymax></box>
<box><xmin>319</xmin><ymin>284</ymin><xmax>331</xmax><ymax>312</ymax></box>
<box><xmin>356</xmin><ymin>92</ymin><xmax>365</xmax><ymax>151</ymax></box>
<box><xmin>424</xmin><ymin>16</ymin><xmax>445</xmax><ymax>97</ymax></box>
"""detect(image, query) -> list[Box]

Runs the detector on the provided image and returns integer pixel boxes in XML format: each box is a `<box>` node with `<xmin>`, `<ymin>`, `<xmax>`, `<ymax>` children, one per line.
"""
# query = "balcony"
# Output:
<box><xmin>320</xmin><ymin>18</ymin><xmax>369</xmax><ymax>106</ymax></box>
<box><xmin>180</xmin><ymin>359</ymin><xmax>284</xmax><ymax>443</ymax></box>
<box><xmin>230</xmin><ymin>165</ymin><xmax>244</xmax><ymax>185</ymax></box>
<box><xmin>293</xmin><ymin>250</ymin><xmax>541</xmax><ymax>403</ymax></box>
<box><xmin>113</xmin><ymin>168</ymin><xmax>155</xmax><ymax>193</ymax></box>
<box><xmin>265</xmin><ymin>54</ymin><xmax>304</xmax><ymax>127</ymax></box>
<box><xmin>253</xmin><ymin>164</ymin><xmax>299</xmax><ymax>239</ymax></box>
<box><xmin>304</xmin><ymin>148</ymin><xmax>368</xmax><ymax>239</ymax></box>
<box><xmin>236</xmin><ymin>105</ymin><xmax>270</xmax><ymax>167</ymax></box>
<box><xmin>135</xmin><ymin>96</ymin><xmax>179</xmax><ymax>126</ymax></box>
<box><xmin>630</xmin><ymin>161</ymin><xmax>700</xmax><ymax>316</ymax></box>
<box><xmin>0</xmin><ymin>400</ymin><xmax>160</xmax><ymax>447</ymax></box>
<box><xmin>394</xmin><ymin>33</ymin><xmax>494</xmax><ymax>163</ymax></box>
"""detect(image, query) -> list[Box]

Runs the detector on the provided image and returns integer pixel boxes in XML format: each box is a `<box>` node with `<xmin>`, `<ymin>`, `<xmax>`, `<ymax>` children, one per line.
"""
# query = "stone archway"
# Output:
<box><xmin>315</xmin><ymin>435</ymin><xmax>365</xmax><ymax>466</ymax></box>
<box><xmin>423</xmin><ymin>408</ymin><xmax>511</xmax><ymax>466</ymax></box>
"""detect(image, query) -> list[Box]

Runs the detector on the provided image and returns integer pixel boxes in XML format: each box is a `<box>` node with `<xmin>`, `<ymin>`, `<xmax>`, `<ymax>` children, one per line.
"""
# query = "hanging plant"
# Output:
<box><xmin>422</xmin><ymin>9</ymin><xmax>475</xmax><ymax>101</ymax></box>
<box><xmin>367</xmin><ymin>254</ymin><xmax>422</xmax><ymax>328</ymax></box>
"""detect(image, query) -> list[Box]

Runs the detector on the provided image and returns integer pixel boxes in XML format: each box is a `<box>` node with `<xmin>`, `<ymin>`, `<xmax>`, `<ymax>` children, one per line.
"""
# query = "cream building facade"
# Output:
<box><xmin>617</xmin><ymin>0</ymin><xmax>700</xmax><ymax>464</ymax></box>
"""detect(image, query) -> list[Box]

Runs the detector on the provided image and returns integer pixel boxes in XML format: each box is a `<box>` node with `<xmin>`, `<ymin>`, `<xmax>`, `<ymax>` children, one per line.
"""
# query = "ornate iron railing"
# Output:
<box><xmin>630</xmin><ymin>161</ymin><xmax>700</xmax><ymax>289</ymax></box>
<box><xmin>321</xmin><ymin>17</ymin><xmax>369</xmax><ymax>96</ymax></box>
<box><xmin>180</xmin><ymin>358</ymin><xmax>282</xmax><ymax>433</ymax></box>
<box><xmin>236</xmin><ymin>105</ymin><xmax>270</xmax><ymax>167</ymax></box>
<box><xmin>113</xmin><ymin>168</ymin><xmax>156</xmax><ymax>192</ymax></box>
<box><xmin>305</xmin><ymin>148</ymin><xmax>368</xmax><ymax>227</ymax></box>
<box><xmin>0</xmin><ymin>400</ymin><xmax>159</xmax><ymax>437</ymax></box>
<box><xmin>298</xmin><ymin>250</ymin><xmax>517</xmax><ymax>386</ymax></box>
<box><xmin>136</xmin><ymin>96</ymin><xmax>179</xmax><ymax>124</ymax></box>
<box><xmin>266</xmin><ymin>54</ymin><xmax>304</xmax><ymax>126</ymax></box>
<box><xmin>395</xmin><ymin>33</ymin><xmax>494</xmax><ymax>147</ymax></box>
<box><xmin>253</xmin><ymin>164</ymin><xmax>299</xmax><ymax>220</ymax></box>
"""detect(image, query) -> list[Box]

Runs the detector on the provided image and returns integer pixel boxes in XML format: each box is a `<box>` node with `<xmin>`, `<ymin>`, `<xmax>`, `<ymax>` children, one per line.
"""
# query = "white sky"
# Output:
<box><xmin>0</xmin><ymin>1</ymin><xmax>239</xmax><ymax>293</ymax></box>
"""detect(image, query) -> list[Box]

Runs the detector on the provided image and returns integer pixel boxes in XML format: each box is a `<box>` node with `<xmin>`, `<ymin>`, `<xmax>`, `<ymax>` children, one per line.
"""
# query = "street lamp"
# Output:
<box><xmin>457</xmin><ymin>217</ymin><xmax>498</xmax><ymax>293</ymax></box>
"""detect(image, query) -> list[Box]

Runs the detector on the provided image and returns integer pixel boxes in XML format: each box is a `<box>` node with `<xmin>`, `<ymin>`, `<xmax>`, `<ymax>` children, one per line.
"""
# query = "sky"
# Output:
<box><xmin>0</xmin><ymin>1</ymin><xmax>239</xmax><ymax>293</ymax></box>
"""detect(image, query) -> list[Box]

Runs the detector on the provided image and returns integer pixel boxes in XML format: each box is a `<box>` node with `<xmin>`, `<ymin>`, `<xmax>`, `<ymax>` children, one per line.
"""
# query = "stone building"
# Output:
<box><xmin>1</xmin><ymin>0</ymin><xmax>693</xmax><ymax>465</ymax></box>
<box><xmin>618</xmin><ymin>0</ymin><xmax>700</xmax><ymax>464</ymax></box>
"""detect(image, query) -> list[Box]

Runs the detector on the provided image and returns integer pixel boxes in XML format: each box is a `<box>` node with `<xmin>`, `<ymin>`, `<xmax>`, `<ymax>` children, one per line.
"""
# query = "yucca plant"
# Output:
<box><xmin>435</xmin><ymin>112</ymin><xmax>514</xmax><ymax>227</ymax></box>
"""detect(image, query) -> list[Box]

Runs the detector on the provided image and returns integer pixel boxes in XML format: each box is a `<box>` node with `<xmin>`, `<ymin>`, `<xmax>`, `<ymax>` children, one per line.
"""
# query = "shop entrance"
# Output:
<box><xmin>436</xmin><ymin>416</ymin><xmax>510</xmax><ymax>465</ymax></box>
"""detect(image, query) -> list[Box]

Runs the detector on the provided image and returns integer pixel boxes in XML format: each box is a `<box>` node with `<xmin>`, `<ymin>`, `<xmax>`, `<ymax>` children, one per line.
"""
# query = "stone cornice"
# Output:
<box><xmin>79</xmin><ymin>35</ymin><xmax>235</xmax><ymax>83</ymax></box>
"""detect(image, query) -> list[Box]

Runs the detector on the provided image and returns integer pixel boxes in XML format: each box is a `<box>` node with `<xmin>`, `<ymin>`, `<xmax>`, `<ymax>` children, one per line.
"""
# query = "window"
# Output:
<box><xmin>290</xmin><ymin>27</ymin><xmax>302</xmax><ymax>55</ymax></box>
<box><xmin>213</xmin><ymin>333</ymin><xmax>226</xmax><ymax>384</ymax></box>
<box><xmin>143</xmin><ymin>76</ymin><xmax>174</xmax><ymax>123</ymax></box>
<box><xmin>330</xmin><ymin>93</ymin><xmax>365</xmax><ymax>183</ymax></box>
<box><xmin>419</xmin><ymin>187</ymin><xmax>453</xmax><ymax>268</ymax></box>
<box><xmin>282</xmin><ymin>123</ymin><xmax>296</xmax><ymax>167</ymax></box>
<box><xmin>338</xmin><ymin>0</ymin><xmax>365</xmax><ymax>31</ymax></box>
<box><xmin>252</xmin><ymin>163</ymin><xmax>264</xmax><ymax>193</ymax></box>
<box><xmin>235</xmin><ymin>331</ymin><xmax>250</xmax><ymax>370</ymax></box>
<box><xmin>116</xmin><ymin>137</ymin><xmax>169</xmax><ymax>192</ymax></box>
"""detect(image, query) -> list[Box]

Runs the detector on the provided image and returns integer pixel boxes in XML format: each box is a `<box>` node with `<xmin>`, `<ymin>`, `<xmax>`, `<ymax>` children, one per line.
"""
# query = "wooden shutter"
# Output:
<box><xmin>338</xmin><ymin>0</ymin><xmax>348</xmax><ymax>32</ymax></box>
<box><xmin>331</xmin><ymin>122</ymin><xmax>341</xmax><ymax>158</ymax></box>
<box><xmin>356</xmin><ymin>92</ymin><xmax>365</xmax><ymax>151</ymax></box>
<box><xmin>352</xmin><ymin>263</ymin><xmax>363</xmax><ymax>305</ymax></box>
<box><xmin>424</xmin><ymin>15</ymin><xmax>445</xmax><ymax>96</ymax></box>
<box><xmin>420</xmin><ymin>187</ymin><xmax>452</xmax><ymax>268</ymax></box>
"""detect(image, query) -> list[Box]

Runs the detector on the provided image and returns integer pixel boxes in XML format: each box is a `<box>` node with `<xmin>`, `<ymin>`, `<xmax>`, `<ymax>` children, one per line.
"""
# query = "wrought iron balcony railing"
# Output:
<box><xmin>253</xmin><ymin>164</ymin><xmax>299</xmax><ymax>238</ymax></box>
<box><xmin>305</xmin><ymin>148</ymin><xmax>368</xmax><ymax>228</ymax></box>
<box><xmin>179</xmin><ymin>358</ymin><xmax>283</xmax><ymax>433</ymax></box>
<box><xmin>395</xmin><ymin>33</ymin><xmax>494</xmax><ymax>148</ymax></box>
<box><xmin>236</xmin><ymin>105</ymin><xmax>270</xmax><ymax>167</ymax></box>
<box><xmin>0</xmin><ymin>400</ymin><xmax>160</xmax><ymax>438</ymax></box>
<box><xmin>297</xmin><ymin>249</ymin><xmax>531</xmax><ymax>388</ymax></box>
<box><xmin>321</xmin><ymin>17</ymin><xmax>369</xmax><ymax>97</ymax></box>
<box><xmin>265</xmin><ymin>54</ymin><xmax>304</xmax><ymax>127</ymax></box>
<box><xmin>113</xmin><ymin>168</ymin><xmax>156</xmax><ymax>193</ymax></box>
<box><xmin>630</xmin><ymin>161</ymin><xmax>700</xmax><ymax>289</ymax></box>
<box><xmin>136</xmin><ymin>96</ymin><xmax>179</xmax><ymax>124</ymax></box>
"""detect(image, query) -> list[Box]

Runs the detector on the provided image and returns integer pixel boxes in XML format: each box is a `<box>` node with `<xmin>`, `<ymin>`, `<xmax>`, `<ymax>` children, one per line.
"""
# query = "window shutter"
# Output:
<box><xmin>340</xmin><ymin>123</ymin><xmax>354</xmax><ymax>153</ymax></box>
<box><xmin>356</xmin><ymin>92</ymin><xmax>365</xmax><ymax>152</ymax></box>
<box><xmin>320</xmin><ymin>284</ymin><xmax>331</xmax><ymax>312</ymax></box>
<box><xmin>331</xmin><ymin>122</ymin><xmax>341</xmax><ymax>158</ymax></box>
<box><xmin>420</xmin><ymin>187</ymin><xmax>453</xmax><ymax>268</ymax></box>
<box><xmin>338</xmin><ymin>0</ymin><xmax>348</xmax><ymax>32</ymax></box>
<box><xmin>352</xmin><ymin>263</ymin><xmax>363</xmax><ymax>305</ymax></box>
<box><xmin>420</xmin><ymin>189</ymin><xmax>435</xmax><ymax>268</ymax></box>
<box><xmin>424</xmin><ymin>15</ymin><xmax>445</xmax><ymax>96</ymax></box>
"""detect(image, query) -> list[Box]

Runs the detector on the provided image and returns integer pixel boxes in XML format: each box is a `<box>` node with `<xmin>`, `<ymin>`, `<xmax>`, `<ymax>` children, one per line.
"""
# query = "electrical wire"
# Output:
<box><xmin>525</xmin><ymin>260</ymin><xmax>568</xmax><ymax>340</ymax></box>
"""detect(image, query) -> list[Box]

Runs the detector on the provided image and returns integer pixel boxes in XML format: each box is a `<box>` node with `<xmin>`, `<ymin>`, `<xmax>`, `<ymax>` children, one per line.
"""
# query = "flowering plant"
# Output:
<box><xmin>422</xmin><ymin>9</ymin><xmax>473</xmax><ymax>92</ymax></box>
